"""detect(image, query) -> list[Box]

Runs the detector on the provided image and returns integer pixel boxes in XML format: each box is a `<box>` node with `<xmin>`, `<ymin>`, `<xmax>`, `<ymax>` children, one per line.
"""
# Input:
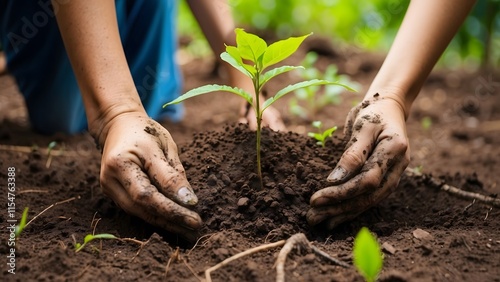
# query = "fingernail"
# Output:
<box><xmin>177</xmin><ymin>187</ymin><xmax>198</xmax><ymax>206</ymax></box>
<box><xmin>327</xmin><ymin>167</ymin><xmax>348</xmax><ymax>182</ymax></box>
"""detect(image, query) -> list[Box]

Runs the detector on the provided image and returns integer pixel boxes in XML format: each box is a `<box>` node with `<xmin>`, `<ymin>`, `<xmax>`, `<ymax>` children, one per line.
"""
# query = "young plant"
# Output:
<box><xmin>307</xmin><ymin>121</ymin><xmax>337</xmax><ymax>147</ymax></box>
<box><xmin>74</xmin><ymin>233</ymin><xmax>118</xmax><ymax>253</ymax></box>
<box><xmin>289</xmin><ymin>52</ymin><xmax>360</xmax><ymax>120</ymax></box>
<box><xmin>353</xmin><ymin>227</ymin><xmax>384</xmax><ymax>282</ymax></box>
<box><xmin>15</xmin><ymin>207</ymin><xmax>29</xmax><ymax>238</ymax></box>
<box><xmin>164</xmin><ymin>28</ymin><xmax>354</xmax><ymax>184</ymax></box>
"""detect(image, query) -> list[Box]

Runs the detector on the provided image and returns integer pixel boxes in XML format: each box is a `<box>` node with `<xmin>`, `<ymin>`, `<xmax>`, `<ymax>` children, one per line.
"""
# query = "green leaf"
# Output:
<box><xmin>312</xmin><ymin>121</ymin><xmax>322</xmax><ymax>129</ymax></box>
<box><xmin>262</xmin><ymin>79</ymin><xmax>343</xmax><ymax>111</ymax></box>
<box><xmin>322</xmin><ymin>126</ymin><xmax>337</xmax><ymax>139</ymax></box>
<box><xmin>260</xmin><ymin>66</ymin><xmax>303</xmax><ymax>89</ymax></box>
<box><xmin>84</xmin><ymin>234</ymin><xmax>94</xmax><ymax>244</ymax></box>
<box><xmin>235</xmin><ymin>28</ymin><xmax>267</xmax><ymax>64</ymax></box>
<box><xmin>223</xmin><ymin>47</ymin><xmax>256</xmax><ymax>76</ymax></box>
<box><xmin>92</xmin><ymin>234</ymin><xmax>118</xmax><ymax>240</ymax></box>
<box><xmin>353</xmin><ymin>227</ymin><xmax>383</xmax><ymax>282</ymax></box>
<box><xmin>15</xmin><ymin>207</ymin><xmax>29</xmax><ymax>238</ymax></box>
<box><xmin>262</xmin><ymin>33</ymin><xmax>312</xmax><ymax>69</ymax></box>
<box><xmin>163</xmin><ymin>84</ymin><xmax>253</xmax><ymax>107</ymax></box>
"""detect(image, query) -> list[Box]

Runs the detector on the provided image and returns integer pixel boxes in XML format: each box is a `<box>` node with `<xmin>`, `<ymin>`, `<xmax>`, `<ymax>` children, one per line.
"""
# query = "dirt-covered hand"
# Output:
<box><xmin>97</xmin><ymin>113</ymin><xmax>202</xmax><ymax>241</ymax></box>
<box><xmin>307</xmin><ymin>94</ymin><xmax>410</xmax><ymax>229</ymax></box>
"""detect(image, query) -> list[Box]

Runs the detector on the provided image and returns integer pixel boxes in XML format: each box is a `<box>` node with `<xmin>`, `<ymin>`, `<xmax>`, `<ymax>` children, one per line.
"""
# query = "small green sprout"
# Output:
<box><xmin>75</xmin><ymin>233</ymin><xmax>118</xmax><ymax>252</ymax></box>
<box><xmin>164</xmin><ymin>29</ymin><xmax>354</xmax><ymax>185</ymax></box>
<box><xmin>290</xmin><ymin>52</ymin><xmax>360</xmax><ymax>120</ymax></box>
<box><xmin>353</xmin><ymin>227</ymin><xmax>383</xmax><ymax>282</ymax></box>
<box><xmin>421</xmin><ymin>116</ymin><xmax>433</xmax><ymax>131</ymax></box>
<box><xmin>15</xmin><ymin>207</ymin><xmax>29</xmax><ymax>238</ymax></box>
<box><xmin>307</xmin><ymin>121</ymin><xmax>337</xmax><ymax>147</ymax></box>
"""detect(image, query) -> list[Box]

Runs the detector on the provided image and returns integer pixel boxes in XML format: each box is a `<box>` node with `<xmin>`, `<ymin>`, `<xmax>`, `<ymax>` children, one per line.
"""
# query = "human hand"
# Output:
<box><xmin>307</xmin><ymin>94</ymin><xmax>410</xmax><ymax>229</ymax></box>
<box><xmin>96</xmin><ymin>112</ymin><xmax>202</xmax><ymax>241</ymax></box>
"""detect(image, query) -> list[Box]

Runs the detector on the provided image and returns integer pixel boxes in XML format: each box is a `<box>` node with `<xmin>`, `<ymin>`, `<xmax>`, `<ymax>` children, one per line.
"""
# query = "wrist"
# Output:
<box><xmin>363</xmin><ymin>85</ymin><xmax>412</xmax><ymax>120</ymax></box>
<box><xmin>87</xmin><ymin>93</ymin><xmax>146</xmax><ymax>147</ymax></box>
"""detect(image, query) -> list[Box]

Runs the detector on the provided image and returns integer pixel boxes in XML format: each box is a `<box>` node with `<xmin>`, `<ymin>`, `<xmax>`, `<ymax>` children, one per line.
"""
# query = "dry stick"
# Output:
<box><xmin>181</xmin><ymin>256</ymin><xmax>203</xmax><ymax>282</ymax></box>
<box><xmin>205</xmin><ymin>240</ymin><xmax>286</xmax><ymax>282</ymax></box>
<box><xmin>405</xmin><ymin>168</ymin><xmax>500</xmax><ymax>208</ymax></box>
<box><xmin>18</xmin><ymin>189</ymin><xmax>49</xmax><ymax>194</ymax></box>
<box><xmin>129</xmin><ymin>238</ymin><xmax>150</xmax><ymax>262</ymax></box>
<box><xmin>0</xmin><ymin>144</ymin><xmax>85</xmax><ymax>157</ymax></box>
<box><xmin>25</xmin><ymin>196</ymin><xmax>80</xmax><ymax>228</ymax></box>
<box><xmin>187</xmin><ymin>232</ymin><xmax>217</xmax><ymax>256</ymax></box>
<box><xmin>275</xmin><ymin>233</ymin><xmax>349</xmax><ymax>282</ymax></box>
<box><xmin>165</xmin><ymin>247</ymin><xmax>180</xmax><ymax>278</ymax></box>
<box><xmin>275</xmin><ymin>234</ymin><xmax>309</xmax><ymax>282</ymax></box>
<box><xmin>310</xmin><ymin>245</ymin><xmax>350</xmax><ymax>268</ymax></box>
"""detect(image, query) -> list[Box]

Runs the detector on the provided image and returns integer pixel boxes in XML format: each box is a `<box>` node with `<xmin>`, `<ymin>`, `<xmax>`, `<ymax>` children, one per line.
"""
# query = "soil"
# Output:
<box><xmin>1</xmin><ymin>37</ymin><xmax>499</xmax><ymax>281</ymax></box>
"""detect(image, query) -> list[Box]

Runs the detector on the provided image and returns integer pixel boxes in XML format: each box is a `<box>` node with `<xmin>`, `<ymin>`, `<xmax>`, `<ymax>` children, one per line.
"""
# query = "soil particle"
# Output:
<box><xmin>144</xmin><ymin>126</ymin><xmax>159</xmax><ymax>137</ymax></box>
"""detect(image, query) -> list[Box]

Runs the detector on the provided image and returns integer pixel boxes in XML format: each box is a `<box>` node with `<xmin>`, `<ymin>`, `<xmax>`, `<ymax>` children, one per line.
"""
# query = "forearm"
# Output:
<box><xmin>186</xmin><ymin>0</ymin><xmax>251</xmax><ymax>88</ymax></box>
<box><xmin>53</xmin><ymin>0</ymin><xmax>143</xmax><ymax>139</ymax></box>
<box><xmin>368</xmin><ymin>0</ymin><xmax>476</xmax><ymax>117</ymax></box>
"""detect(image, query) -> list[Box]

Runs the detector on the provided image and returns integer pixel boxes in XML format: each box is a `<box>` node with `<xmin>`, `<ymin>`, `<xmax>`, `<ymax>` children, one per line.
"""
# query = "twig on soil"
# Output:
<box><xmin>187</xmin><ymin>232</ymin><xmax>217</xmax><ymax>256</ymax></box>
<box><xmin>275</xmin><ymin>234</ymin><xmax>349</xmax><ymax>282</ymax></box>
<box><xmin>205</xmin><ymin>239</ymin><xmax>286</xmax><ymax>282</ymax></box>
<box><xmin>18</xmin><ymin>189</ymin><xmax>49</xmax><ymax>194</ymax></box>
<box><xmin>275</xmin><ymin>234</ymin><xmax>309</xmax><ymax>282</ymax></box>
<box><xmin>25</xmin><ymin>196</ymin><xmax>80</xmax><ymax>228</ymax></box>
<box><xmin>480</xmin><ymin>120</ymin><xmax>500</xmax><ymax>132</ymax></box>
<box><xmin>463</xmin><ymin>199</ymin><xmax>476</xmax><ymax>212</ymax></box>
<box><xmin>180</xmin><ymin>256</ymin><xmax>203</xmax><ymax>282</ymax></box>
<box><xmin>129</xmin><ymin>238</ymin><xmax>150</xmax><ymax>262</ymax></box>
<box><xmin>165</xmin><ymin>247</ymin><xmax>180</xmax><ymax>278</ymax></box>
<box><xmin>484</xmin><ymin>207</ymin><xmax>492</xmax><ymax>221</ymax></box>
<box><xmin>0</xmin><ymin>144</ymin><xmax>86</xmax><ymax>157</ymax></box>
<box><xmin>204</xmin><ymin>233</ymin><xmax>349</xmax><ymax>282</ymax></box>
<box><xmin>405</xmin><ymin>168</ymin><xmax>500</xmax><ymax>208</ymax></box>
<box><xmin>310</xmin><ymin>245</ymin><xmax>350</xmax><ymax>268</ymax></box>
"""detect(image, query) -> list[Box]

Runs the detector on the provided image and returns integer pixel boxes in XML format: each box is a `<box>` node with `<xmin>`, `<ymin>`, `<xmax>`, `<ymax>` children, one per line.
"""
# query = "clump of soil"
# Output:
<box><xmin>182</xmin><ymin>124</ymin><xmax>344</xmax><ymax>240</ymax></box>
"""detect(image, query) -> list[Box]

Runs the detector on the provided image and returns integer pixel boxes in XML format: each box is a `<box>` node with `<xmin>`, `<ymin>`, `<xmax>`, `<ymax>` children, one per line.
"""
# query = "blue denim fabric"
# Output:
<box><xmin>0</xmin><ymin>0</ymin><xmax>183</xmax><ymax>134</ymax></box>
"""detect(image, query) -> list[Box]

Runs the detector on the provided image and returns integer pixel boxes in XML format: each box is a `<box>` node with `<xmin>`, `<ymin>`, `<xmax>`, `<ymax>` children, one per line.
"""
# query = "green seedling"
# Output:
<box><xmin>307</xmin><ymin>121</ymin><xmax>337</xmax><ymax>147</ymax></box>
<box><xmin>421</xmin><ymin>116</ymin><xmax>433</xmax><ymax>131</ymax></box>
<box><xmin>164</xmin><ymin>28</ymin><xmax>353</xmax><ymax>185</ymax></box>
<box><xmin>353</xmin><ymin>227</ymin><xmax>383</xmax><ymax>282</ymax></box>
<box><xmin>290</xmin><ymin>52</ymin><xmax>360</xmax><ymax>120</ymax></box>
<box><xmin>15</xmin><ymin>207</ymin><xmax>29</xmax><ymax>238</ymax></box>
<box><xmin>75</xmin><ymin>233</ymin><xmax>117</xmax><ymax>253</ymax></box>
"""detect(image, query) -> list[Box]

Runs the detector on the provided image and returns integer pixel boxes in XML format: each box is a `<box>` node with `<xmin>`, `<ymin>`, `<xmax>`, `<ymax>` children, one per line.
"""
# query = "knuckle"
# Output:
<box><xmin>131</xmin><ymin>186</ymin><xmax>155</xmax><ymax>203</ymax></box>
<box><xmin>341</xmin><ymin>150</ymin><xmax>365</xmax><ymax>168</ymax></box>
<box><xmin>391</xmin><ymin>135</ymin><xmax>408</xmax><ymax>154</ymax></box>
<box><xmin>360</xmin><ymin>172</ymin><xmax>381</xmax><ymax>190</ymax></box>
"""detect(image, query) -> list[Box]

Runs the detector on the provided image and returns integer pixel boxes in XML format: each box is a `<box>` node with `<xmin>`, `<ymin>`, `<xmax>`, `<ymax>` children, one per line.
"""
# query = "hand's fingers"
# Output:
<box><xmin>343</xmin><ymin>101</ymin><xmax>364</xmax><ymax>137</ymax></box>
<box><xmin>144</xmin><ymin>136</ymin><xmax>198</xmax><ymax>207</ymax></box>
<box><xmin>102</xmin><ymin>158</ymin><xmax>202</xmax><ymax>229</ymax></box>
<box><xmin>318</xmin><ymin>132</ymin><xmax>408</xmax><ymax>204</ymax></box>
<box><xmin>102</xmin><ymin>180</ymin><xmax>200</xmax><ymax>242</ymax></box>
<box><xmin>307</xmin><ymin>152</ymin><xmax>409</xmax><ymax>226</ymax></box>
<box><xmin>327</xmin><ymin>118</ymin><xmax>381</xmax><ymax>184</ymax></box>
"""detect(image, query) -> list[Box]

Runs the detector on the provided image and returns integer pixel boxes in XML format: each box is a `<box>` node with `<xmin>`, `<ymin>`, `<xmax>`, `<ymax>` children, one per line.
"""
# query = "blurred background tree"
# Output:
<box><xmin>178</xmin><ymin>0</ymin><xmax>499</xmax><ymax>69</ymax></box>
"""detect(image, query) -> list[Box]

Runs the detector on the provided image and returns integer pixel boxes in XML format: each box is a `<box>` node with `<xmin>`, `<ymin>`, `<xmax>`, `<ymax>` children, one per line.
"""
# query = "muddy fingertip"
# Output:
<box><xmin>177</xmin><ymin>186</ymin><xmax>198</xmax><ymax>206</ymax></box>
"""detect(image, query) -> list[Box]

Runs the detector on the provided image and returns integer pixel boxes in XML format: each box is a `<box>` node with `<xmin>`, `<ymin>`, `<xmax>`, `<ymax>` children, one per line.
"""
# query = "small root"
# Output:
<box><xmin>405</xmin><ymin>168</ymin><xmax>500</xmax><ymax>208</ymax></box>
<box><xmin>205</xmin><ymin>240</ymin><xmax>286</xmax><ymax>282</ymax></box>
<box><xmin>204</xmin><ymin>233</ymin><xmax>349</xmax><ymax>282</ymax></box>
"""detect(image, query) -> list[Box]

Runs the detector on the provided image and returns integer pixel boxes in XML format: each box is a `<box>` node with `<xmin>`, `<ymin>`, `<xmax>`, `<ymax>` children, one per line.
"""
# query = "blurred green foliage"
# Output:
<box><xmin>178</xmin><ymin>0</ymin><xmax>499</xmax><ymax>68</ymax></box>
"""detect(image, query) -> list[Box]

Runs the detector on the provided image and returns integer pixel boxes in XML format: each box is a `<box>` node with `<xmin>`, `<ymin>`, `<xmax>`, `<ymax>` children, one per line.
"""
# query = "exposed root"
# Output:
<box><xmin>205</xmin><ymin>240</ymin><xmax>286</xmax><ymax>282</ymax></box>
<box><xmin>405</xmin><ymin>168</ymin><xmax>500</xmax><ymax>208</ymax></box>
<box><xmin>204</xmin><ymin>233</ymin><xmax>349</xmax><ymax>282</ymax></box>
<box><xmin>276</xmin><ymin>233</ymin><xmax>349</xmax><ymax>282</ymax></box>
